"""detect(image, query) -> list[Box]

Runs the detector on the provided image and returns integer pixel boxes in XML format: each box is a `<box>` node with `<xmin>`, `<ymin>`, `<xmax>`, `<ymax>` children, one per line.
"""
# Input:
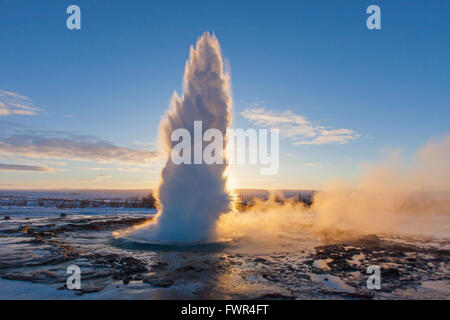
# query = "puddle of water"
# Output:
<box><xmin>310</xmin><ymin>274</ymin><xmax>356</xmax><ymax>293</ymax></box>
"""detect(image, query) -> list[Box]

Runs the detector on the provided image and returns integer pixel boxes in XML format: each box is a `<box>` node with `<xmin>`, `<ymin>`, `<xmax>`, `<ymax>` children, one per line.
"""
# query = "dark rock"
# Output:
<box><xmin>86</xmin><ymin>253</ymin><xmax>147</xmax><ymax>279</ymax></box>
<box><xmin>176</xmin><ymin>265</ymin><xmax>196</xmax><ymax>272</ymax></box>
<box><xmin>357</xmin><ymin>234</ymin><xmax>380</xmax><ymax>245</ymax></box>
<box><xmin>31</xmin><ymin>235</ymin><xmax>46</xmax><ymax>244</ymax></box>
<box><xmin>19</xmin><ymin>225</ymin><xmax>31</xmax><ymax>234</ymax></box>
<box><xmin>80</xmin><ymin>283</ymin><xmax>107</xmax><ymax>293</ymax></box>
<box><xmin>344</xmin><ymin>291</ymin><xmax>374</xmax><ymax>299</ymax></box>
<box><xmin>143</xmin><ymin>276</ymin><xmax>174</xmax><ymax>288</ymax></box>
<box><xmin>150</xmin><ymin>262</ymin><xmax>169</xmax><ymax>270</ymax></box>
<box><xmin>254</xmin><ymin>258</ymin><xmax>268</xmax><ymax>264</ymax></box>
<box><xmin>383</xmin><ymin>267</ymin><xmax>400</xmax><ymax>278</ymax></box>
<box><xmin>327</xmin><ymin>255</ymin><xmax>358</xmax><ymax>272</ymax></box>
<box><xmin>31</xmin><ymin>270</ymin><xmax>62</xmax><ymax>283</ymax></box>
<box><xmin>259</xmin><ymin>292</ymin><xmax>295</xmax><ymax>300</ymax></box>
<box><xmin>60</xmin><ymin>213</ymin><xmax>67</xmax><ymax>218</ymax></box>
<box><xmin>4</xmin><ymin>216</ymin><xmax>10</xmax><ymax>220</ymax></box>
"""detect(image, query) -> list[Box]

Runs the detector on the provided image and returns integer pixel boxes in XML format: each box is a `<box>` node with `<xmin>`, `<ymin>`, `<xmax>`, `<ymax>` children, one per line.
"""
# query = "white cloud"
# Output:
<box><xmin>0</xmin><ymin>90</ymin><xmax>42</xmax><ymax>116</ymax></box>
<box><xmin>0</xmin><ymin>163</ymin><xmax>54</xmax><ymax>172</ymax></box>
<box><xmin>133</xmin><ymin>140</ymin><xmax>155</xmax><ymax>147</ymax></box>
<box><xmin>241</xmin><ymin>107</ymin><xmax>360</xmax><ymax>145</ymax></box>
<box><xmin>0</xmin><ymin>121</ymin><xmax>160</xmax><ymax>164</ymax></box>
<box><xmin>87</xmin><ymin>167</ymin><xmax>143</xmax><ymax>172</ymax></box>
<box><xmin>77</xmin><ymin>174</ymin><xmax>112</xmax><ymax>183</ymax></box>
<box><xmin>284</xmin><ymin>153</ymin><xmax>296</xmax><ymax>157</ymax></box>
<box><xmin>303</xmin><ymin>162</ymin><xmax>323</xmax><ymax>168</ymax></box>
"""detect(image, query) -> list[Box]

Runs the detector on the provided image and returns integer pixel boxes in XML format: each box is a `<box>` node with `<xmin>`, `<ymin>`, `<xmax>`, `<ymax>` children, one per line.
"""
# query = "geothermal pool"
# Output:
<box><xmin>0</xmin><ymin>207</ymin><xmax>448</xmax><ymax>299</ymax></box>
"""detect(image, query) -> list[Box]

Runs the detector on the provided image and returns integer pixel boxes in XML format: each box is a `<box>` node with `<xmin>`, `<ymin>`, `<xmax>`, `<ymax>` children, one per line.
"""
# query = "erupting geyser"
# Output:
<box><xmin>131</xmin><ymin>32</ymin><xmax>233</xmax><ymax>243</ymax></box>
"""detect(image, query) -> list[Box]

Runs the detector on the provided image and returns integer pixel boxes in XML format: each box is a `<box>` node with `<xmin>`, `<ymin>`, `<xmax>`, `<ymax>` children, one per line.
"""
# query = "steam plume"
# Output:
<box><xmin>132</xmin><ymin>32</ymin><xmax>232</xmax><ymax>242</ymax></box>
<box><xmin>217</xmin><ymin>136</ymin><xmax>450</xmax><ymax>245</ymax></box>
<box><xmin>312</xmin><ymin>135</ymin><xmax>450</xmax><ymax>234</ymax></box>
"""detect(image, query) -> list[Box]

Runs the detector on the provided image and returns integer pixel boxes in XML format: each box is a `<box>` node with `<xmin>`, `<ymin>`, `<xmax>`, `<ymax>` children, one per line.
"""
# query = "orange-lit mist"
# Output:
<box><xmin>217</xmin><ymin>135</ymin><xmax>450</xmax><ymax>245</ymax></box>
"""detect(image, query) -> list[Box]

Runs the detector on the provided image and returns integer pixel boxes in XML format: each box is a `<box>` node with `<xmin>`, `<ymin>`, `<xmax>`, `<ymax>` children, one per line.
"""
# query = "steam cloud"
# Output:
<box><xmin>312</xmin><ymin>135</ymin><xmax>450</xmax><ymax>234</ymax></box>
<box><xmin>131</xmin><ymin>33</ymin><xmax>233</xmax><ymax>242</ymax></box>
<box><xmin>217</xmin><ymin>136</ymin><xmax>450</xmax><ymax>247</ymax></box>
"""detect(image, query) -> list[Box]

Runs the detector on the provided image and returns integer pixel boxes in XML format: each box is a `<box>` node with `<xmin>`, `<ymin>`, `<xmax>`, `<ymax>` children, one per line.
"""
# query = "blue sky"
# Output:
<box><xmin>0</xmin><ymin>0</ymin><xmax>449</xmax><ymax>189</ymax></box>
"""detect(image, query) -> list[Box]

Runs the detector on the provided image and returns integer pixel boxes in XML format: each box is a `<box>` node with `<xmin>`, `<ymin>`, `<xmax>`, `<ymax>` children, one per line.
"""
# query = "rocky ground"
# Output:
<box><xmin>0</xmin><ymin>209</ymin><xmax>448</xmax><ymax>299</ymax></box>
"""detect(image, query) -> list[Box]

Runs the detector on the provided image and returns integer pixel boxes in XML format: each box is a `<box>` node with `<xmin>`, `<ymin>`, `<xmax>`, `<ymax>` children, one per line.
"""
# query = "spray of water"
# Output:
<box><xmin>131</xmin><ymin>32</ymin><xmax>233</xmax><ymax>243</ymax></box>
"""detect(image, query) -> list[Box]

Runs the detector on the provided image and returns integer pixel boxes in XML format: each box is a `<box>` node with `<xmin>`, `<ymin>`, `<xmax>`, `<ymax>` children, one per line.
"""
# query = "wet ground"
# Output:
<box><xmin>0</xmin><ymin>208</ymin><xmax>448</xmax><ymax>299</ymax></box>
